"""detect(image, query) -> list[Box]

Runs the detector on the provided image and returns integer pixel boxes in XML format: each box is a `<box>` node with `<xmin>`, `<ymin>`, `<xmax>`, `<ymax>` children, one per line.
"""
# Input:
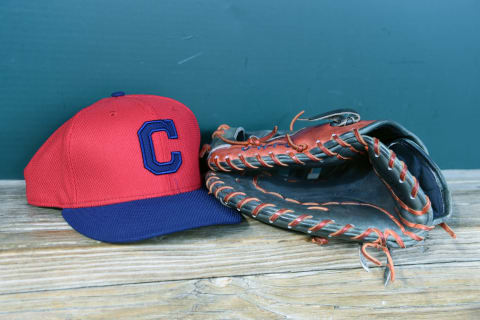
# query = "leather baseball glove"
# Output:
<box><xmin>201</xmin><ymin>109</ymin><xmax>455</xmax><ymax>284</ymax></box>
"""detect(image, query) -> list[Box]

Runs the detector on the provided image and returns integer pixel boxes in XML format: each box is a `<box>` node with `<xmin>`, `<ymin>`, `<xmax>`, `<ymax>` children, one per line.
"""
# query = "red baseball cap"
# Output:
<box><xmin>24</xmin><ymin>93</ymin><xmax>241</xmax><ymax>242</ymax></box>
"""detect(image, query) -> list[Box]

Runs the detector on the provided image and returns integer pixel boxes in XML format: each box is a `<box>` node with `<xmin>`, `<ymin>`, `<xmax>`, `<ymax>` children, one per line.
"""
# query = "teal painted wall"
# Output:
<box><xmin>1</xmin><ymin>0</ymin><xmax>479</xmax><ymax>178</ymax></box>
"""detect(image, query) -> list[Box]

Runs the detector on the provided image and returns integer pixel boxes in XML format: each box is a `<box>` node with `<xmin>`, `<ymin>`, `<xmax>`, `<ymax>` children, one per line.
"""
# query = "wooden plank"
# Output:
<box><xmin>0</xmin><ymin>170</ymin><xmax>479</xmax><ymax>318</ymax></box>
<box><xmin>0</xmin><ymin>262</ymin><xmax>479</xmax><ymax>319</ymax></box>
<box><xmin>1</xmin><ymin>225</ymin><xmax>477</xmax><ymax>294</ymax></box>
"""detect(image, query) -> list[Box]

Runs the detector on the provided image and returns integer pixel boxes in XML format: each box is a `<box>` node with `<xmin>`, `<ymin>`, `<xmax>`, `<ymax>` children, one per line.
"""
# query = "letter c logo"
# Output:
<box><xmin>138</xmin><ymin>120</ymin><xmax>182</xmax><ymax>175</ymax></box>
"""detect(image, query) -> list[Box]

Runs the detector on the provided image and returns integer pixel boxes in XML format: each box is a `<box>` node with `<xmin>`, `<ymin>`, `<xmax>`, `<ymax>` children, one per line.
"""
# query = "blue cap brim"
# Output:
<box><xmin>62</xmin><ymin>188</ymin><xmax>242</xmax><ymax>243</ymax></box>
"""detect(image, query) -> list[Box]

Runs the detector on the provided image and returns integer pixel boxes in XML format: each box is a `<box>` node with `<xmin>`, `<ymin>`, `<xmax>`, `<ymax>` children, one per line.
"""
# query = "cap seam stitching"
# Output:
<box><xmin>66</xmin><ymin>111</ymin><xmax>81</xmax><ymax>204</ymax></box>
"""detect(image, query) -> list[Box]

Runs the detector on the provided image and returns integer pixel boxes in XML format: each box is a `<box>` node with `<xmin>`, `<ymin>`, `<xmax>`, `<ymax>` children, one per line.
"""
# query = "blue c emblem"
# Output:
<box><xmin>138</xmin><ymin>120</ymin><xmax>182</xmax><ymax>175</ymax></box>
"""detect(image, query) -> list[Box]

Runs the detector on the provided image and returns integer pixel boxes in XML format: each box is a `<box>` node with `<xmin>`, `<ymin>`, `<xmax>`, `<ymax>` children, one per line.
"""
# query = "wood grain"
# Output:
<box><xmin>1</xmin><ymin>263</ymin><xmax>479</xmax><ymax>320</ymax></box>
<box><xmin>1</xmin><ymin>170</ymin><xmax>479</xmax><ymax>319</ymax></box>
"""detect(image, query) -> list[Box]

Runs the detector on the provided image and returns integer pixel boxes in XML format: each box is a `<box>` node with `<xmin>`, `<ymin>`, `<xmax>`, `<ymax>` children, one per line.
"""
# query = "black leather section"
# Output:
<box><xmin>389</xmin><ymin>139</ymin><xmax>451</xmax><ymax>222</ymax></box>
<box><xmin>212</xmin><ymin>168</ymin><xmax>425</xmax><ymax>248</ymax></box>
<box><xmin>267</xmin><ymin>160</ymin><xmax>396</xmax><ymax>208</ymax></box>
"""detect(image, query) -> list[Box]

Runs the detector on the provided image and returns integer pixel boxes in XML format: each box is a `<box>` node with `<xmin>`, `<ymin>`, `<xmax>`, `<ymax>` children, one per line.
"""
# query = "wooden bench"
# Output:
<box><xmin>1</xmin><ymin>170</ymin><xmax>479</xmax><ymax>319</ymax></box>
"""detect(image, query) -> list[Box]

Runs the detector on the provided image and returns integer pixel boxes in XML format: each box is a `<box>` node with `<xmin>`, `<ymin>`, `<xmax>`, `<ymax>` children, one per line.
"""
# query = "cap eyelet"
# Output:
<box><xmin>111</xmin><ymin>91</ymin><xmax>125</xmax><ymax>97</ymax></box>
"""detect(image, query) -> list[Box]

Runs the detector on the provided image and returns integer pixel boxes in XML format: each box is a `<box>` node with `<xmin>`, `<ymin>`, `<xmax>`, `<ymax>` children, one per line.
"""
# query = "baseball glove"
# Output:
<box><xmin>201</xmin><ymin>109</ymin><xmax>455</xmax><ymax>284</ymax></box>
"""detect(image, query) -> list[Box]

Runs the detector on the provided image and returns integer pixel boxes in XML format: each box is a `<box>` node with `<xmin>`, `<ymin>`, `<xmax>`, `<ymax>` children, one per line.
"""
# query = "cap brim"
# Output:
<box><xmin>62</xmin><ymin>188</ymin><xmax>242</xmax><ymax>243</ymax></box>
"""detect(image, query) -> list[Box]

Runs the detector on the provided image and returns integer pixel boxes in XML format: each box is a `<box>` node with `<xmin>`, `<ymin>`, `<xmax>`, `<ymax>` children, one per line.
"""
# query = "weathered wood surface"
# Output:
<box><xmin>0</xmin><ymin>170</ymin><xmax>479</xmax><ymax>319</ymax></box>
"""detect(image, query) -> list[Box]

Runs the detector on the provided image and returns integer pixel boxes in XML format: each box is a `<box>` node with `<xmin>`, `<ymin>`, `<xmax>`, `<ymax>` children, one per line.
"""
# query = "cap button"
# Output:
<box><xmin>111</xmin><ymin>91</ymin><xmax>125</xmax><ymax>97</ymax></box>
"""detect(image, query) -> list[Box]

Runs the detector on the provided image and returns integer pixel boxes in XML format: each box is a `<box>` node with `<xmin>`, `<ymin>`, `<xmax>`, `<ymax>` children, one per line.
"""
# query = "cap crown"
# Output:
<box><xmin>25</xmin><ymin>95</ymin><xmax>201</xmax><ymax>208</ymax></box>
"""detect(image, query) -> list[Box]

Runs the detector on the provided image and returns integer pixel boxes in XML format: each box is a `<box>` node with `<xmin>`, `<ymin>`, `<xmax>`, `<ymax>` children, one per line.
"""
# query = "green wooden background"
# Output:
<box><xmin>1</xmin><ymin>0</ymin><xmax>479</xmax><ymax>178</ymax></box>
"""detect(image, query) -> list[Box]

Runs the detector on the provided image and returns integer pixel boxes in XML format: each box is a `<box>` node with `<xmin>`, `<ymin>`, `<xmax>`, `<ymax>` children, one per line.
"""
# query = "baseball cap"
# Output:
<box><xmin>24</xmin><ymin>92</ymin><xmax>242</xmax><ymax>243</ymax></box>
